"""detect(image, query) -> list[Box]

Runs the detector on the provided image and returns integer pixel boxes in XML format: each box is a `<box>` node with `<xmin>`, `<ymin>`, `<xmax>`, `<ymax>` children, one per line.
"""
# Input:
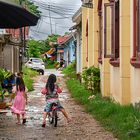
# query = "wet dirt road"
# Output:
<box><xmin>0</xmin><ymin>69</ymin><xmax>117</xmax><ymax>140</ymax></box>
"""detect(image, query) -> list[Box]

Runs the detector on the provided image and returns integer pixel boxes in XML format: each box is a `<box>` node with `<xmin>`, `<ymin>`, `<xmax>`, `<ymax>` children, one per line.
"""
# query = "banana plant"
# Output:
<box><xmin>0</xmin><ymin>69</ymin><xmax>12</xmax><ymax>102</ymax></box>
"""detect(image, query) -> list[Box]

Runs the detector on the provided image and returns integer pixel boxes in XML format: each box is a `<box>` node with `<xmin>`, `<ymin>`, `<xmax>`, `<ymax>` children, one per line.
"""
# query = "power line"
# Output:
<box><xmin>48</xmin><ymin>5</ymin><xmax>52</xmax><ymax>34</ymax></box>
<box><xmin>40</xmin><ymin>19</ymin><xmax>71</xmax><ymax>28</ymax></box>
<box><xmin>41</xmin><ymin>14</ymin><xmax>71</xmax><ymax>19</ymax></box>
<box><xmin>31</xmin><ymin>0</ymin><xmax>80</xmax><ymax>9</ymax></box>
<box><xmin>30</xmin><ymin>29</ymin><xmax>50</xmax><ymax>35</ymax></box>
<box><xmin>30</xmin><ymin>0</ymin><xmax>77</xmax><ymax>15</ymax></box>
<box><xmin>48</xmin><ymin>2</ymin><xmax>81</xmax><ymax>7</ymax></box>
<box><xmin>38</xmin><ymin>6</ymin><xmax>74</xmax><ymax>17</ymax></box>
<box><xmin>29</xmin><ymin>0</ymin><xmax>80</xmax><ymax>37</ymax></box>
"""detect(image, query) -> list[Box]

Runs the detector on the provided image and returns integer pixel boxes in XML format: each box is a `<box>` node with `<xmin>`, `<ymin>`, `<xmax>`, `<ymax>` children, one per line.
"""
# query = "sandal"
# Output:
<box><xmin>42</xmin><ymin>123</ymin><xmax>46</xmax><ymax>128</ymax></box>
<box><xmin>16</xmin><ymin>122</ymin><xmax>20</xmax><ymax>125</ymax></box>
<box><xmin>22</xmin><ymin>118</ymin><xmax>26</xmax><ymax>124</ymax></box>
<box><xmin>67</xmin><ymin>118</ymin><xmax>72</xmax><ymax>123</ymax></box>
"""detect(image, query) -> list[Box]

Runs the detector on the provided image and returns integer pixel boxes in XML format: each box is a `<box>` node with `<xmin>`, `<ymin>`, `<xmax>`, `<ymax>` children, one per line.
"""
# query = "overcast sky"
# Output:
<box><xmin>29</xmin><ymin>0</ymin><xmax>81</xmax><ymax>40</ymax></box>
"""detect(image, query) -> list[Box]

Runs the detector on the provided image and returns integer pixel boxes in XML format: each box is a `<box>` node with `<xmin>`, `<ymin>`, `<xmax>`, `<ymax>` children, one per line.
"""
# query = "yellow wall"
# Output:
<box><xmin>101</xmin><ymin>59</ymin><xmax>110</xmax><ymax>97</ymax></box>
<box><xmin>88</xmin><ymin>8</ymin><xmax>94</xmax><ymax>67</ymax></box>
<box><xmin>130</xmin><ymin>0</ymin><xmax>140</xmax><ymax>105</ymax></box>
<box><xmin>81</xmin><ymin>0</ymin><xmax>98</xmax><ymax>69</ymax></box>
<box><xmin>93</xmin><ymin>0</ymin><xmax>99</xmax><ymax>68</ymax></box>
<box><xmin>81</xmin><ymin>0</ymin><xmax>133</xmax><ymax>105</ymax></box>
<box><xmin>131</xmin><ymin>68</ymin><xmax>140</xmax><ymax>104</ymax></box>
<box><xmin>100</xmin><ymin>0</ymin><xmax>131</xmax><ymax>103</ymax></box>
<box><xmin>120</xmin><ymin>0</ymin><xmax>131</xmax><ymax>104</ymax></box>
<box><xmin>100</xmin><ymin>0</ymin><xmax>111</xmax><ymax>97</ymax></box>
<box><xmin>110</xmin><ymin>67</ymin><xmax>120</xmax><ymax>102</ymax></box>
<box><xmin>81</xmin><ymin>7</ymin><xmax>88</xmax><ymax>69</ymax></box>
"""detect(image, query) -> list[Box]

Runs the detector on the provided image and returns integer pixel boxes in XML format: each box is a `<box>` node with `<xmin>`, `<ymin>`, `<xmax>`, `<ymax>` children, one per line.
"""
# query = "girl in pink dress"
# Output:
<box><xmin>11</xmin><ymin>77</ymin><xmax>27</xmax><ymax>125</ymax></box>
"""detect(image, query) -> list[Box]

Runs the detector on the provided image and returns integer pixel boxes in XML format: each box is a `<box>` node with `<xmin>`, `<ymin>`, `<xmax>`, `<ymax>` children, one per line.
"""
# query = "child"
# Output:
<box><xmin>11</xmin><ymin>77</ymin><xmax>27</xmax><ymax>125</ymax></box>
<box><xmin>41</xmin><ymin>74</ymin><xmax>71</xmax><ymax>127</ymax></box>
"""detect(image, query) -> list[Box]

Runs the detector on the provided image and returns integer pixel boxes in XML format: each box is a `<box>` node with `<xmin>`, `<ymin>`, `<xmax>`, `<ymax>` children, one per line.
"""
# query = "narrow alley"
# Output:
<box><xmin>0</xmin><ymin>69</ymin><xmax>116</xmax><ymax>140</ymax></box>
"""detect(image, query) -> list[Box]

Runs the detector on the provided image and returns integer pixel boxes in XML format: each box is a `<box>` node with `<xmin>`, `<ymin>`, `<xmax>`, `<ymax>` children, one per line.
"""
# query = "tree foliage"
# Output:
<box><xmin>47</xmin><ymin>34</ymin><xmax>59</xmax><ymax>42</ymax></box>
<box><xmin>7</xmin><ymin>0</ymin><xmax>41</xmax><ymax>16</ymax></box>
<box><xmin>26</xmin><ymin>1</ymin><xmax>41</xmax><ymax>16</ymax></box>
<box><xmin>27</xmin><ymin>40</ymin><xmax>49</xmax><ymax>58</ymax></box>
<box><xmin>27</xmin><ymin>34</ymin><xmax>60</xmax><ymax>58</ymax></box>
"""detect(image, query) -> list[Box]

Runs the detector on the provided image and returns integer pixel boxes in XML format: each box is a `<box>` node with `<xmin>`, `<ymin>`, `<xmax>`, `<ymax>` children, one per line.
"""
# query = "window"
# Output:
<box><xmin>104</xmin><ymin>0</ymin><xmax>119</xmax><ymax>67</ymax></box>
<box><xmin>131</xmin><ymin>0</ymin><xmax>140</xmax><ymax>68</ymax></box>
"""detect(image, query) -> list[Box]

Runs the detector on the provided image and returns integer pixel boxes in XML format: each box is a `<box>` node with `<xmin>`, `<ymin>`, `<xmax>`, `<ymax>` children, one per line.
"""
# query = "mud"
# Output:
<box><xmin>0</xmin><ymin>70</ymin><xmax>117</xmax><ymax>140</ymax></box>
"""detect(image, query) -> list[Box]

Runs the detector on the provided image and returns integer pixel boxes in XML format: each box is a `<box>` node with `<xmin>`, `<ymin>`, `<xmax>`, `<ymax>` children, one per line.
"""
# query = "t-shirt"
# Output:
<box><xmin>45</xmin><ymin>84</ymin><xmax>62</xmax><ymax>101</ymax></box>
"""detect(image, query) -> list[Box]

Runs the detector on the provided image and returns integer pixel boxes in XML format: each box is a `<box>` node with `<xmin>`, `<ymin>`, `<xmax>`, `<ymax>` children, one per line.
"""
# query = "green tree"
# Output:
<box><xmin>6</xmin><ymin>0</ymin><xmax>41</xmax><ymax>16</ymax></box>
<box><xmin>27</xmin><ymin>40</ymin><xmax>44</xmax><ymax>58</ymax></box>
<box><xmin>27</xmin><ymin>34</ymin><xmax>60</xmax><ymax>58</ymax></box>
<box><xmin>25</xmin><ymin>0</ymin><xmax>41</xmax><ymax>16</ymax></box>
<box><xmin>47</xmin><ymin>34</ymin><xmax>59</xmax><ymax>42</ymax></box>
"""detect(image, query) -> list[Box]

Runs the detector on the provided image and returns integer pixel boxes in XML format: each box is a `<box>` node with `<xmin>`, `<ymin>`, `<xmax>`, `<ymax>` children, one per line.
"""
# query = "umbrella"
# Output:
<box><xmin>0</xmin><ymin>1</ymin><xmax>39</xmax><ymax>29</ymax></box>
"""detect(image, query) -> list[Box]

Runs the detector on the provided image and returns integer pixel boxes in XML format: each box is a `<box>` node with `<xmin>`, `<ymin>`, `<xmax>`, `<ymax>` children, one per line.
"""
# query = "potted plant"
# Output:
<box><xmin>0</xmin><ymin>69</ymin><xmax>11</xmax><ymax>109</ymax></box>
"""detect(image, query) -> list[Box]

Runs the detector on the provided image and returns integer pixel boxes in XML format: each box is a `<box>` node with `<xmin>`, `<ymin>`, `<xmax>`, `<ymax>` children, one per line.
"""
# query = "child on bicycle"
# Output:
<box><xmin>41</xmin><ymin>74</ymin><xmax>71</xmax><ymax>127</ymax></box>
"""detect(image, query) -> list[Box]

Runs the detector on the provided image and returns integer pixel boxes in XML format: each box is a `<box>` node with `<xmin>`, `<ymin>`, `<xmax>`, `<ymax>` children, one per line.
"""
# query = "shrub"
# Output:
<box><xmin>62</xmin><ymin>61</ymin><xmax>76</xmax><ymax>78</ymax></box>
<box><xmin>22</xmin><ymin>67</ymin><xmax>38</xmax><ymax>91</ymax></box>
<box><xmin>82</xmin><ymin>66</ymin><xmax>100</xmax><ymax>94</ymax></box>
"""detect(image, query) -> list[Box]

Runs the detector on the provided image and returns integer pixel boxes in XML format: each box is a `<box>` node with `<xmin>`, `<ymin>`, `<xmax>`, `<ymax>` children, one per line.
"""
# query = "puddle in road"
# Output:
<box><xmin>59</xmin><ymin>93</ymin><xmax>69</xmax><ymax>101</ymax></box>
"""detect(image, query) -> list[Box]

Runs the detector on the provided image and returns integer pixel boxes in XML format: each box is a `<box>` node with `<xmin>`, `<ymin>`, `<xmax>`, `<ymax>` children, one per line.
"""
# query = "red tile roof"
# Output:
<box><xmin>57</xmin><ymin>36</ymin><xmax>68</xmax><ymax>44</ymax></box>
<box><xmin>57</xmin><ymin>34</ymin><xmax>73</xmax><ymax>45</ymax></box>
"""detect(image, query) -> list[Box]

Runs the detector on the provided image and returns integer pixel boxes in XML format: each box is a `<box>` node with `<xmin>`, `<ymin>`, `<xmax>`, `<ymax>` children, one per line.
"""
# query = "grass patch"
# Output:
<box><xmin>66</xmin><ymin>78</ymin><xmax>140</xmax><ymax>140</ymax></box>
<box><xmin>23</xmin><ymin>67</ymin><xmax>38</xmax><ymax>91</ymax></box>
<box><xmin>62</xmin><ymin>62</ymin><xmax>76</xmax><ymax>79</ymax></box>
<box><xmin>45</xmin><ymin>60</ymin><xmax>58</xmax><ymax>69</ymax></box>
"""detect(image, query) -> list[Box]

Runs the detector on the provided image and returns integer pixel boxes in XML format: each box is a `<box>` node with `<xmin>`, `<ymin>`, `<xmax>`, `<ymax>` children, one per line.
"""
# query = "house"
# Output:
<box><xmin>77</xmin><ymin>0</ymin><xmax>140</xmax><ymax>105</ymax></box>
<box><xmin>0</xmin><ymin>1</ymin><xmax>39</xmax><ymax>73</ymax></box>
<box><xmin>57</xmin><ymin>33</ymin><xmax>76</xmax><ymax>66</ymax></box>
<box><xmin>57</xmin><ymin>36</ymin><xmax>68</xmax><ymax>62</ymax></box>
<box><xmin>71</xmin><ymin>8</ymin><xmax>82</xmax><ymax>74</ymax></box>
<box><xmin>0</xmin><ymin>34</ymin><xmax>20</xmax><ymax>73</ymax></box>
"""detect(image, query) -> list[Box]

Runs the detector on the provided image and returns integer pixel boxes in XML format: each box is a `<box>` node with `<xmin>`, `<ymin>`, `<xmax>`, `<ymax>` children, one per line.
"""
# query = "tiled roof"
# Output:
<box><xmin>57</xmin><ymin>34</ymin><xmax>72</xmax><ymax>45</ymax></box>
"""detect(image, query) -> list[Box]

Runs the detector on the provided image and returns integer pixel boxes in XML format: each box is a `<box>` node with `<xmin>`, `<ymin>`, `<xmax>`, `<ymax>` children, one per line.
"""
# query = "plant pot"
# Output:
<box><xmin>0</xmin><ymin>102</ymin><xmax>7</xmax><ymax>109</ymax></box>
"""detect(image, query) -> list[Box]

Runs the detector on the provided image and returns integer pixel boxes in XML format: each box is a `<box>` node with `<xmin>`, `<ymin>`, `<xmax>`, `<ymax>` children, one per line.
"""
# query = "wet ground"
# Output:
<box><xmin>0</xmin><ymin>69</ymin><xmax>117</xmax><ymax>140</ymax></box>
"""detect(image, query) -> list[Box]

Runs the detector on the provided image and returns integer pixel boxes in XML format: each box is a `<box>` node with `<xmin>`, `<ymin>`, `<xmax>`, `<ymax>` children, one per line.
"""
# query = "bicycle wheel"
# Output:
<box><xmin>48</xmin><ymin>113</ymin><xmax>54</xmax><ymax>124</ymax></box>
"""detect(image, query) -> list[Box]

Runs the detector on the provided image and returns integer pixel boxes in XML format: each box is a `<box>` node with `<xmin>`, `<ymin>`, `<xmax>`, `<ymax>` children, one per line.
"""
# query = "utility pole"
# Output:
<box><xmin>55</xmin><ymin>23</ymin><xmax>57</xmax><ymax>34</ymax></box>
<box><xmin>48</xmin><ymin>5</ymin><xmax>53</xmax><ymax>34</ymax></box>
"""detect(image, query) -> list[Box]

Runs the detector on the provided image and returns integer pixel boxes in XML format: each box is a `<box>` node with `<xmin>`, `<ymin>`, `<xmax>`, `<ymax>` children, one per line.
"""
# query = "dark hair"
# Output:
<box><xmin>46</xmin><ymin>74</ymin><xmax>56</xmax><ymax>92</ymax></box>
<box><xmin>17</xmin><ymin>71</ymin><xmax>23</xmax><ymax>77</ymax></box>
<box><xmin>16</xmin><ymin>77</ymin><xmax>25</xmax><ymax>92</ymax></box>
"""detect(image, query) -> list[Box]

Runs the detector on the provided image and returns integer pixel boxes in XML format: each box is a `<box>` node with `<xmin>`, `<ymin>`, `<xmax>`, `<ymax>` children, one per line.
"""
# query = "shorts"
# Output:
<box><xmin>44</xmin><ymin>100</ymin><xmax>63</xmax><ymax>113</ymax></box>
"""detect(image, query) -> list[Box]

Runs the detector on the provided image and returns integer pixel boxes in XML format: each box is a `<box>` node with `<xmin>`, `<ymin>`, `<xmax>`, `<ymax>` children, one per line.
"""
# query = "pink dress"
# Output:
<box><xmin>11</xmin><ymin>86</ymin><xmax>26</xmax><ymax>115</ymax></box>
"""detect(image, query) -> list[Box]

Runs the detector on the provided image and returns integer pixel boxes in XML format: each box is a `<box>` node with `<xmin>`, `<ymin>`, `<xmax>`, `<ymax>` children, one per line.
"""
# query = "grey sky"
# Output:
<box><xmin>29</xmin><ymin>0</ymin><xmax>81</xmax><ymax>40</ymax></box>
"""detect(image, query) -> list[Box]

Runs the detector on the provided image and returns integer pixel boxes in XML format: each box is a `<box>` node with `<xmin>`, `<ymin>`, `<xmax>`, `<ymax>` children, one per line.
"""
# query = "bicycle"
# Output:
<box><xmin>48</xmin><ymin>102</ymin><xmax>60</xmax><ymax>127</ymax></box>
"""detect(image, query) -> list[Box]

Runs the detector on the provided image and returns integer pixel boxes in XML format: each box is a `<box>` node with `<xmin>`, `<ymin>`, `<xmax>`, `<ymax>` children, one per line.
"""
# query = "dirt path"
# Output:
<box><xmin>0</xmin><ymin>71</ymin><xmax>117</xmax><ymax>140</ymax></box>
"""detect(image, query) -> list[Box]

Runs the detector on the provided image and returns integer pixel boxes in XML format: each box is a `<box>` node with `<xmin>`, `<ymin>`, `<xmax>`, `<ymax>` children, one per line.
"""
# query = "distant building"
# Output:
<box><xmin>57</xmin><ymin>33</ymin><xmax>76</xmax><ymax>66</ymax></box>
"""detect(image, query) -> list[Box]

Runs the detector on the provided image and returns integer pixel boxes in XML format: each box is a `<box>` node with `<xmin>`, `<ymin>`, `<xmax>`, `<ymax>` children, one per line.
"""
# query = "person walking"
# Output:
<box><xmin>11</xmin><ymin>76</ymin><xmax>27</xmax><ymax>125</ymax></box>
<box><xmin>41</xmin><ymin>74</ymin><xmax>71</xmax><ymax>127</ymax></box>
